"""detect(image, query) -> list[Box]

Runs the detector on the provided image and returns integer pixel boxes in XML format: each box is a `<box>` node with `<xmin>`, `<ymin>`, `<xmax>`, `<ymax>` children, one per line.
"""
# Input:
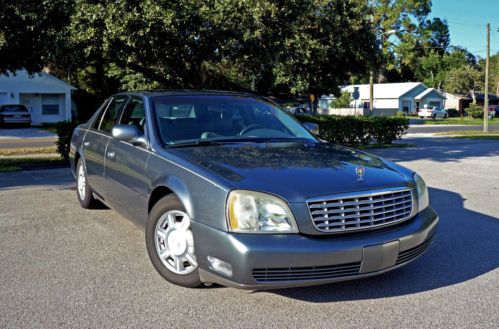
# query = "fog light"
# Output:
<box><xmin>207</xmin><ymin>256</ymin><xmax>233</xmax><ymax>277</ymax></box>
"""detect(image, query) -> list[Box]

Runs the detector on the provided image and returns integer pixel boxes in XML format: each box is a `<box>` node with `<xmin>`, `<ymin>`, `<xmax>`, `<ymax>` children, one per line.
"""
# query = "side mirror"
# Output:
<box><xmin>112</xmin><ymin>125</ymin><xmax>148</xmax><ymax>148</ymax></box>
<box><xmin>303</xmin><ymin>122</ymin><xmax>320</xmax><ymax>136</ymax></box>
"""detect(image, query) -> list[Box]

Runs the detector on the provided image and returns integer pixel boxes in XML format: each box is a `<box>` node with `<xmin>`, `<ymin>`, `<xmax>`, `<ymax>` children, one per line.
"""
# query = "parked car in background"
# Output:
<box><xmin>417</xmin><ymin>107</ymin><xmax>448</xmax><ymax>119</ymax></box>
<box><xmin>0</xmin><ymin>104</ymin><xmax>31</xmax><ymax>126</ymax></box>
<box><xmin>70</xmin><ymin>91</ymin><xmax>438</xmax><ymax>289</ymax></box>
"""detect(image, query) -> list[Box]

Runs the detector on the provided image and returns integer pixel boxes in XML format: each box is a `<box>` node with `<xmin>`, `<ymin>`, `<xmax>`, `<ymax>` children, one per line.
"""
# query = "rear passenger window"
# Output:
<box><xmin>99</xmin><ymin>96</ymin><xmax>127</xmax><ymax>133</ymax></box>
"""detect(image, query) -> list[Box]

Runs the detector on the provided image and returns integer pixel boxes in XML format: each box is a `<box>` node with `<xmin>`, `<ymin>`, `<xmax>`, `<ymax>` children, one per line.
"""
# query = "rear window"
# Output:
<box><xmin>1</xmin><ymin>105</ymin><xmax>28</xmax><ymax>113</ymax></box>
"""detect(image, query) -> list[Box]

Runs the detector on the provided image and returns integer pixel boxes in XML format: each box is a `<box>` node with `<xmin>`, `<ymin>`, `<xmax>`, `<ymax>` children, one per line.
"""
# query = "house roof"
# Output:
<box><xmin>0</xmin><ymin>70</ymin><xmax>76</xmax><ymax>93</ymax></box>
<box><xmin>414</xmin><ymin>88</ymin><xmax>446</xmax><ymax>100</ymax></box>
<box><xmin>342</xmin><ymin>82</ymin><xmax>423</xmax><ymax>100</ymax></box>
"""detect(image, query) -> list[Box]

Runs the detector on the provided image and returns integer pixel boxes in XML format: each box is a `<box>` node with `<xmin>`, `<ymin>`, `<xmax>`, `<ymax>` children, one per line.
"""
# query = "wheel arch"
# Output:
<box><xmin>148</xmin><ymin>177</ymin><xmax>193</xmax><ymax>218</ymax></box>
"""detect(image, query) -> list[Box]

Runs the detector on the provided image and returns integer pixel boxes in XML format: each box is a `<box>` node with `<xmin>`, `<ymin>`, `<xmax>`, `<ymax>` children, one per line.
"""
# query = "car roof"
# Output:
<box><xmin>114</xmin><ymin>89</ymin><xmax>260</xmax><ymax>98</ymax></box>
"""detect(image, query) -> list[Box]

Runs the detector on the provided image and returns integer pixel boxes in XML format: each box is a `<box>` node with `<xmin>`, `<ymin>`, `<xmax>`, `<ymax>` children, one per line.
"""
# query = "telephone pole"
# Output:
<box><xmin>483</xmin><ymin>23</ymin><xmax>490</xmax><ymax>133</ymax></box>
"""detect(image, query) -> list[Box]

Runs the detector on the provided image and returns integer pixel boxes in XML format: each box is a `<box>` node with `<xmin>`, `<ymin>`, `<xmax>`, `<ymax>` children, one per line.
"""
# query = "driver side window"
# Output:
<box><xmin>119</xmin><ymin>97</ymin><xmax>146</xmax><ymax>133</ymax></box>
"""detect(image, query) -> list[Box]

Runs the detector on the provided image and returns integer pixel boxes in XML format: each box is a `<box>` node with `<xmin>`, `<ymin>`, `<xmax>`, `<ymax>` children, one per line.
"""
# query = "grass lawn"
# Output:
<box><xmin>0</xmin><ymin>157</ymin><xmax>68</xmax><ymax>172</ymax></box>
<box><xmin>435</xmin><ymin>131</ymin><xmax>499</xmax><ymax>140</ymax></box>
<box><xmin>420</xmin><ymin>117</ymin><xmax>499</xmax><ymax>125</ymax></box>
<box><xmin>0</xmin><ymin>146</ymin><xmax>57</xmax><ymax>156</ymax></box>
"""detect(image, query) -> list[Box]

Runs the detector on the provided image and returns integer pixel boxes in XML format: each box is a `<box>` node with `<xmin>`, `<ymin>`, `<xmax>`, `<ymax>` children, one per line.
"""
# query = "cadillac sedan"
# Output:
<box><xmin>69</xmin><ymin>91</ymin><xmax>438</xmax><ymax>289</ymax></box>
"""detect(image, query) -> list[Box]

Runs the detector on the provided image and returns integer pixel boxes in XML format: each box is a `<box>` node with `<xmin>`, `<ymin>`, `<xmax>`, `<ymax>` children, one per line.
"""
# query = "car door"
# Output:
<box><xmin>104</xmin><ymin>96</ymin><xmax>151</xmax><ymax>221</ymax></box>
<box><xmin>82</xmin><ymin>95</ymin><xmax>127</xmax><ymax>199</ymax></box>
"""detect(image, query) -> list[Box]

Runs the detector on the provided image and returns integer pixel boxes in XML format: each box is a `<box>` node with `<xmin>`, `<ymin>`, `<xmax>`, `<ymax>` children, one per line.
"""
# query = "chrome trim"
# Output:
<box><xmin>307</xmin><ymin>187</ymin><xmax>416</xmax><ymax>234</ymax></box>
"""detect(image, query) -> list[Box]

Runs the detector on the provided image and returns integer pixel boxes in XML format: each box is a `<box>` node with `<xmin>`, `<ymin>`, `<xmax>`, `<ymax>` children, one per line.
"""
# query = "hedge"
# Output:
<box><xmin>55</xmin><ymin>120</ymin><xmax>81</xmax><ymax>159</ymax></box>
<box><xmin>296</xmin><ymin>115</ymin><xmax>409</xmax><ymax>146</ymax></box>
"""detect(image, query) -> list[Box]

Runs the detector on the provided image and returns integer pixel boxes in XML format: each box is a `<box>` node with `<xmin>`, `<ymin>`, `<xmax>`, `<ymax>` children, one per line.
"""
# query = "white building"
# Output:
<box><xmin>0</xmin><ymin>70</ymin><xmax>75</xmax><ymax>125</ymax></box>
<box><xmin>340</xmin><ymin>82</ymin><xmax>446</xmax><ymax>116</ymax></box>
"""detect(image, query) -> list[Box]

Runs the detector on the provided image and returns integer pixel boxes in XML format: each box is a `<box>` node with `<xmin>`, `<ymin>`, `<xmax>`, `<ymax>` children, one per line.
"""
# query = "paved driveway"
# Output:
<box><xmin>0</xmin><ymin>137</ymin><xmax>497</xmax><ymax>329</ymax></box>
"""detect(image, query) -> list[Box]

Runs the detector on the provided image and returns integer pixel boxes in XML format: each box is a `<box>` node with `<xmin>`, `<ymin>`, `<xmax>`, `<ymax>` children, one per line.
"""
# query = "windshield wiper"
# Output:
<box><xmin>166</xmin><ymin>139</ymin><xmax>225</xmax><ymax>148</ymax></box>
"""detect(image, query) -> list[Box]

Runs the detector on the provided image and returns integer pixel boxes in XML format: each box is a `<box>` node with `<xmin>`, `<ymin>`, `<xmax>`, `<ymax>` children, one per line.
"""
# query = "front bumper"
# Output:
<box><xmin>191</xmin><ymin>207</ymin><xmax>438</xmax><ymax>289</ymax></box>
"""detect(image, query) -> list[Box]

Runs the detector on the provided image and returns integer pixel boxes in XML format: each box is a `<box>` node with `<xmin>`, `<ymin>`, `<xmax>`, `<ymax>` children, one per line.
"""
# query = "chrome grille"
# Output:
<box><xmin>307</xmin><ymin>188</ymin><xmax>414</xmax><ymax>233</ymax></box>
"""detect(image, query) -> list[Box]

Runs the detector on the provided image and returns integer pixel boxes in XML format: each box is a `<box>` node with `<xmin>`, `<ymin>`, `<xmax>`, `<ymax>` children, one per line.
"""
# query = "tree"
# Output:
<box><xmin>444</xmin><ymin>65</ymin><xmax>482</xmax><ymax>103</ymax></box>
<box><xmin>415</xmin><ymin>46</ymin><xmax>478</xmax><ymax>90</ymax></box>
<box><xmin>369</xmin><ymin>0</ymin><xmax>432</xmax><ymax>82</ymax></box>
<box><xmin>330</xmin><ymin>91</ymin><xmax>352</xmax><ymax>108</ymax></box>
<box><xmin>0</xmin><ymin>0</ymin><xmax>73</xmax><ymax>74</ymax></box>
<box><xmin>69</xmin><ymin>0</ymin><xmax>377</xmax><ymax>112</ymax></box>
<box><xmin>426</xmin><ymin>17</ymin><xmax>450</xmax><ymax>54</ymax></box>
<box><xmin>478</xmin><ymin>53</ymin><xmax>499</xmax><ymax>94</ymax></box>
<box><xmin>269</xmin><ymin>0</ymin><xmax>376</xmax><ymax>111</ymax></box>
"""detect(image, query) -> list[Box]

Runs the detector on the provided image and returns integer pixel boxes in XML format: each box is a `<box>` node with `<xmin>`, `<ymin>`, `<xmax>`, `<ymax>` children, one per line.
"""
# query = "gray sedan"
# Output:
<box><xmin>69</xmin><ymin>91</ymin><xmax>438</xmax><ymax>289</ymax></box>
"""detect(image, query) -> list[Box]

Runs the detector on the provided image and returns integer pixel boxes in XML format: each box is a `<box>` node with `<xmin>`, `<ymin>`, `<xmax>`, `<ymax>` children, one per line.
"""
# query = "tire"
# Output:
<box><xmin>146</xmin><ymin>195</ymin><xmax>202</xmax><ymax>288</ymax></box>
<box><xmin>76</xmin><ymin>158</ymin><xmax>99</xmax><ymax>209</ymax></box>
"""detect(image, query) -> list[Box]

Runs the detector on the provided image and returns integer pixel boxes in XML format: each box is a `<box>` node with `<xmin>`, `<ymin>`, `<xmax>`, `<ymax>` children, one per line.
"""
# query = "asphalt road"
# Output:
<box><xmin>0</xmin><ymin>137</ymin><xmax>498</xmax><ymax>329</ymax></box>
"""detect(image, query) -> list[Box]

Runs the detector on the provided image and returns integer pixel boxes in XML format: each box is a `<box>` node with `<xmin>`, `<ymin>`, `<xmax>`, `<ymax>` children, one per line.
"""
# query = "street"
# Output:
<box><xmin>0</xmin><ymin>137</ymin><xmax>498</xmax><ymax>329</ymax></box>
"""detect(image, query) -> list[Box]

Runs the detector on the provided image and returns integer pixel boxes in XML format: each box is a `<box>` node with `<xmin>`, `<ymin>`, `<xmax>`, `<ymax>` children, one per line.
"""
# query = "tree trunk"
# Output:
<box><xmin>470</xmin><ymin>90</ymin><xmax>477</xmax><ymax>104</ymax></box>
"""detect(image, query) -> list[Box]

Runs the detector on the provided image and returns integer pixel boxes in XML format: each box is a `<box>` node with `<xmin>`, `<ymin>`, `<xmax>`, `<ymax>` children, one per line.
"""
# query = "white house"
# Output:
<box><xmin>0</xmin><ymin>70</ymin><xmax>76</xmax><ymax>125</ymax></box>
<box><xmin>340</xmin><ymin>82</ymin><xmax>446</xmax><ymax>115</ymax></box>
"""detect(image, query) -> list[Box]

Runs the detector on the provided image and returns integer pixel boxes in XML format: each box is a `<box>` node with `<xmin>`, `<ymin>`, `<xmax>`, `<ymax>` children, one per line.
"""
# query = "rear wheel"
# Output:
<box><xmin>76</xmin><ymin>159</ymin><xmax>99</xmax><ymax>209</ymax></box>
<box><xmin>145</xmin><ymin>195</ymin><xmax>202</xmax><ymax>288</ymax></box>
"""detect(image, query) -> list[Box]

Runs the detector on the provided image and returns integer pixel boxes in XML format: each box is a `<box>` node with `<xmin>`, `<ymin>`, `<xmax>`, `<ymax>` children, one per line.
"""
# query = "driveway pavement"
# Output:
<box><xmin>0</xmin><ymin>128</ymin><xmax>57</xmax><ymax>148</ymax></box>
<box><xmin>0</xmin><ymin>137</ymin><xmax>497</xmax><ymax>329</ymax></box>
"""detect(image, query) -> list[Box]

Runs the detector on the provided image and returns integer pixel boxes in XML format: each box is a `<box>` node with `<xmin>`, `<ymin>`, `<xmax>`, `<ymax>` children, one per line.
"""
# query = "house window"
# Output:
<box><xmin>42</xmin><ymin>95</ymin><xmax>60</xmax><ymax>115</ymax></box>
<box><xmin>429</xmin><ymin>101</ymin><xmax>441</xmax><ymax>108</ymax></box>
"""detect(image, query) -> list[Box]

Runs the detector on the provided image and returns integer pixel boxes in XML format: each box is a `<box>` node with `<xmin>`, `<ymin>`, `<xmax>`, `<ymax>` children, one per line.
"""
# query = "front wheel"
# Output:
<box><xmin>145</xmin><ymin>195</ymin><xmax>202</xmax><ymax>288</ymax></box>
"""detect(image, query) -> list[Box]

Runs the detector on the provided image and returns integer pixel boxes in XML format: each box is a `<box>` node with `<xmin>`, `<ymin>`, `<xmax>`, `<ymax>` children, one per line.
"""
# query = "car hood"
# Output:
<box><xmin>170</xmin><ymin>142</ymin><xmax>413</xmax><ymax>202</ymax></box>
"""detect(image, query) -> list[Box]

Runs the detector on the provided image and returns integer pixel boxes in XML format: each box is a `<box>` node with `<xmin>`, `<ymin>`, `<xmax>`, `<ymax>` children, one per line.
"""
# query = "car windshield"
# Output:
<box><xmin>151</xmin><ymin>95</ymin><xmax>316</xmax><ymax>146</ymax></box>
<box><xmin>1</xmin><ymin>105</ymin><xmax>28</xmax><ymax>113</ymax></box>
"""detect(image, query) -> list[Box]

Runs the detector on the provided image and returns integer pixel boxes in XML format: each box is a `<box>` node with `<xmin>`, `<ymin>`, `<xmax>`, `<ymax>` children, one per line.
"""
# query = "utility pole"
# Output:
<box><xmin>483</xmin><ymin>23</ymin><xmax>490</xmax><ymax>133</ymax></box>
<box><xmin>369</xmin><ymin>70</ymin><xmax>374</xmax><ymax>113</ymax></box>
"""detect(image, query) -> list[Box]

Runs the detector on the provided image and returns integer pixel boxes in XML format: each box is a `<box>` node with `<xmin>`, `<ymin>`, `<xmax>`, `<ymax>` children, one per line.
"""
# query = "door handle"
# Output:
<box><xmin>106</xmin><ymin>151</ymin><xmax>115</xmax><ymax>159</ymax></box>
<box><xmin>83</xmin><ymin>141</ymin><xmax>90</xmax><ymax>147</ymax></box>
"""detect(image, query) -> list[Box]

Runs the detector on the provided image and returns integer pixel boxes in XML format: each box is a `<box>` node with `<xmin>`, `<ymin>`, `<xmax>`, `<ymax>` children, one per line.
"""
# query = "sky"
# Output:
<box><xmin>429</xmin><ymin>0</ymin><xmax>499</xmax><ymax>57</ymax></box>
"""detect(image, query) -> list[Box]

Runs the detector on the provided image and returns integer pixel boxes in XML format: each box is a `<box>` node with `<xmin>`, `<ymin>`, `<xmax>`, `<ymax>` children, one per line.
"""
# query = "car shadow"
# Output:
<box><xmin>259</xmin><ymin>187</ymin><xmax>498</xmax><ymax>302</ymax></box>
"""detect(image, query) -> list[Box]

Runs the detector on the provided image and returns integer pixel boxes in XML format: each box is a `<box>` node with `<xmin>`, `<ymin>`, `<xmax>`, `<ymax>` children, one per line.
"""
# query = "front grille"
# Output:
<box><xmin>252</xmin><ymin>262</ymin><xmax>361</xmax><ymax>282</ymax></box>
<box><xmin>308</xmin><ymin>188</ymin><xmax>414</xmax><ymax>233</ymax></box>
<box><xmin>396</xmin><ymin>237</ymin><xmax>434</xmax><ymax>265</ymax></box>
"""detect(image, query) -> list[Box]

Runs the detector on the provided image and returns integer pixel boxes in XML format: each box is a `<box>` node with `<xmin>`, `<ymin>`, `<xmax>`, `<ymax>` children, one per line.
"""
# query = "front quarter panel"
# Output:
<box><xmin>146</xmin><ymin>152</ymin><xmax>231</xmax><ymax>231</ymax></box>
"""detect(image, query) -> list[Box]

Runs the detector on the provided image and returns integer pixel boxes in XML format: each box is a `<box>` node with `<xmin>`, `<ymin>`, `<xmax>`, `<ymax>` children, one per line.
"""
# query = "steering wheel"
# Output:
<box><xmin>239</xmin><ymin>124</ymin><xmax>265</xmax><ymax>135</ymax></box>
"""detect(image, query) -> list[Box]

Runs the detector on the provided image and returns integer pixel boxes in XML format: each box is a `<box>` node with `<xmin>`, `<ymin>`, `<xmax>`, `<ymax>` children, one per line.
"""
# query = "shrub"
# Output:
<box><xmin>446</xmin><ymin>108</ymin><xmax>460</xmax><ymax>118</ymax></box>
<box><xmin>465</xmin><ymin>104</ymin><xmax>483</xmax><ymax>119</ymax></box>
<box><xmin>296</xmin><ymin>115</ymin><xmax>409</xmax><ymax>146</ymax></box>
<box><xmin>55</xmin><ymin>120</ymin><xmax>81</xmax><ymax>159</ymax></box>
<box><xmin>330</xmin><ymin>91</ymin><xmax>351</xmax><ymax>108</ymax></box>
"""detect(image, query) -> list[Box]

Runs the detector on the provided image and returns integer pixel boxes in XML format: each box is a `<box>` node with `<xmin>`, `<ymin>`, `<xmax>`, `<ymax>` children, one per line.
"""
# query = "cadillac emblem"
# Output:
<box><xmin>355</xmin><ymin>165</ymin><xmax>365</xmax><ymax>181</ymax></box>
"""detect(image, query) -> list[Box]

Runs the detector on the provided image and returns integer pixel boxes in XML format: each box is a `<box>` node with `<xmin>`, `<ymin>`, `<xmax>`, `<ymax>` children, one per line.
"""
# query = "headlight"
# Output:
<box><xmin>414</xmin><ymin>173</ymin><xmax>429</xmax><ymax>212</ymax></box>
<box><xmin>226</xmin><ymin>190</ymin><xmax>299</xmax><ymax>233</ymax></box>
